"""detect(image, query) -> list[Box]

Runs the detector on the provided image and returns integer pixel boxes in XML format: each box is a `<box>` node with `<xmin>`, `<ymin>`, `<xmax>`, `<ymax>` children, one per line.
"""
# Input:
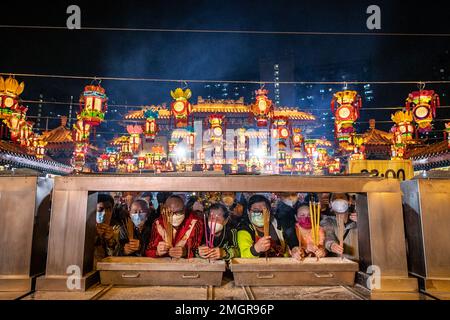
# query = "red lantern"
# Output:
<box><xmin>79</xmin><ymin>84</ymin><xmax>108</xmax><ymax>126</ymax></box>
<box><xmin>0</xmin><ymin>76</ymin><xmax>24</xmax><ymax>120</ymax></box>
<box><xmin>138</xmin><ymin>156</ymin><xmax>146</xmax><ymax>170</ymax></box>
<box><xmin>251</xmin><ymin>89</ymin><xmax>273</xmax><ymax>127</ymax></box>
<box><xmin>331</xmin><ymin>90</ymin><xmax>361</xmax><ymax>147</ymax></box>
<box><xmin>73</xmin><ymin>143</ymin><xmax>87</xmax><ymax>171</ymax></box>
<box><xmin>73</xmin><ymin>115</ymin><xmax>91</xmax><ymax>142</ymax></box>
<box><xmin>4</xmin><ymin>105</ymin><xmax>27</xmax><ymax>141</ymax></box>
<box><xmin>292</xmin><ymin>128</ymin><xmax>303</xmax><ymax>152</ymax></box>
<box><xmin>170</xmin><ymin>88</ymin><xmax>192</xmax><ymax>128</ymax></box>
<box><xmin>272</xmin><ymin>115</ymin><xmax>289</xmax><ymax>140</ymax></box>
<box><xmin>305</xmin><ymin>139</ymin><xmax>317</xmax><ymax>157</ymax></box>
<box><xmin>143</xmin><ymin>109</ymin><xmax>159</xmax><ymax>141</ymax></box>
<box><xmin>405</xmin><ymin>90</ymin><xmax>440</xmax><ymax>133</ymax></box>
<box><xmin>127</xmin><ymin>125</ymin><xmax>143</xmax><ymax>153</ymax></box>
<box><xmin>209</xmin><ymin>114</ymin><xmax>224</xmax><ymax>141</ymax></box>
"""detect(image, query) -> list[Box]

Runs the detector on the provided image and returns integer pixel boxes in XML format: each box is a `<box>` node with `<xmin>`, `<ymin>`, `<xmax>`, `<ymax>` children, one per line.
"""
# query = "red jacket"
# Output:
<box><xmin>145</xmin><ymin>212</ymin><xmax>204</xmax><ymax>258</ymax></box>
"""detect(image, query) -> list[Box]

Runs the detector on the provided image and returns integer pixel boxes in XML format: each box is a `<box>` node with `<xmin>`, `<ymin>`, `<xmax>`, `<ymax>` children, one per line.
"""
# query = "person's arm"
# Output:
<box><xmin>237</xmin><ymin>230</ymin><xmax>259</xmax><ymax>258</ymax></box>
<box><xmin>320</xmin><ymin>217</ymin><xmax>339</xmax><ymax>252</ymax></box>
<box><xmin>145</xmin><ymin>222</ymin><xmax>164</xmax><ymax>257</ymax></box>
<box><xmin>221</xmin><ymin>229</ymin><xmax>240</xmax><ymax>261</ymax></box>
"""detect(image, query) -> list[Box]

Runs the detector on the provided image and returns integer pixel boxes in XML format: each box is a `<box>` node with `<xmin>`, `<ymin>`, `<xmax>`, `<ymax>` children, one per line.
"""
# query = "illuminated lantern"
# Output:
<box><xmin>20</xmin><ymin>121</ymin><xmax>33</xmax><ymax>147</ymax></box>
<box><xmin>136</xmin><ymin>157</ymin><xmax>145</xmax><ymax>170</ymax></box>
<box><xmin>209</xmin><ymin>114</ymin><xmax>224</xmax><ymax>142</ymax></box>
<box><xmin>328</xmin><ymin>158</ymin><xmax>341</xmax><ymax>174</ymax></box>
<box><xmin>251</xmin><ymin>89</ymin><xmax>273</xmax><ymax>127</ymax></box>
<box><xmin>168</xmin><ymin>140</ymin><xmax>177</xmax><ymax>158</ymax></box>
<box><xmin>405</xmin><ymin>90</ymin><xmax>440</xmax><ymax>133</ymax></box>
<box><xmin>445</xmin><ymin>123</ymin><xmax>450</xmax><ymax>148</ymax></box>
<box><xmin>73</xmin><ymin>115</ymin><xmax>91</xmax><ymax>142</ymax></box>
<box><xmin>152</xmin><ymin>144</ymin><xmax>165</xmax><ymax>162</ymax></box>
<box><xmin>292</xmin><ymin>128</ymin><xmax>303</xmax><ymax>151</ymax></box>
<box><xmin>350</xmin><ymin>136</ymin><xmax>365</xmax><ymax>160</ymax></box>
<box><xmin>100</xmin><ymin>154</ymin><xmax>109</xmax><ymax>171</ymax></box>
<box><xmin>187</xmin><ymin>127</ymin><xmax>196</xmax><ymax>146</ymax></box>
<box><xmin>127</xmin><ymin>125</ymin><xmax>143</xmax><ymax>153</ymax></box>
<box><xmin>35</xmin><ymin>138</ymin><xmax>47</xmax><ymax>159</ymax></box>
<box><xmin>331</xmin><ymin>90</ymin><xmax>362</xmax><ymax>147</ymax></box>
<box><xmin>107</xmin><ymin>150</ymin><xmax>117</xmax><ymax>168</ymax></box>
<box><xmin>125</xmin><ymin>158</ymin><xmax>136</xmax><ymax>173</ymax></box>
<box><xmin>4</xmin><ymin>106</ymin><xmax>27</xmax><ymax>141</ymax></box>
<box><xmin>391</xmin><ymin>110</ymin><xmax>414</xmax><ymax>141</ymax></box>
<box><xmin>73</xmin><ymin>143</ymin><xmax>87</xmax><ymax>171</ymax></box>
<box><xmin>143</xmin><ymin>109</ymin><xmax>159</xmax><ymax>141</ymax></box>
<box><xmin>304</xmin><ymin>139</ymin><xmax>317</xmax><ymax>157</ymax></box>
<box><xmin>0</xmin><ymin>76</ymin><xmax>24</xmax><ymax>120</ymax></box>
<box><xmin>170</xmin><ymin>88</ymin><xmax>192</xmax><ymax>128</ymax></box>
<box><xmin>79</xmin><ymin>84</ymin><xmax>108</xmax><ymax>126</ymax></box>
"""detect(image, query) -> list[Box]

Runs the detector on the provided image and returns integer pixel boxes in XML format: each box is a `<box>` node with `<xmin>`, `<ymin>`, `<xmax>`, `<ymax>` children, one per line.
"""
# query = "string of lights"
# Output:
<box><xmin>2</xmin><ymin>24</ymin><xmax>450</xmax><ymax>37</ymax></box>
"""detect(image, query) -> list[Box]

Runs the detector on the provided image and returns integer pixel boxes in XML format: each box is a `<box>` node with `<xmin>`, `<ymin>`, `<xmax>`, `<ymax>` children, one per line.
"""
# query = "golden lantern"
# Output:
<box><xmin>138</xmin><ymin>156</ymin><xmax>146</xmax><ymax>170</ymax></box>
<box><xmin>143</xmin><ymin>109</ymin><xmax>159</xmax><ymax>141</ymax></box>
<box><xmin>127</xmin><ymin>125</ymin><xmax>143</xmax><ymax>153</ymax></box>
<box><xmin>0</xmin><ymin>76</ymin><xmax>24</xmax><ymax>120</ymax></box>
<box><xmin>391</xmin><ymin>110</ymin><xmax>415</xmax><ymax>143</ymax></box>
<box><xmin>170</xmin><ymin>88</ymin><xmax>192</xmax><ymax>128</ymax></box>
<box><xmin>73</xmin><ymin>115</ymin><xmax>91</xmax><ymax>142</ymax></box>
<box><xmin>4</xmin><ymin>105</ymin><xmax>27</xmax><ymax>141</ymax></box>
<box><xmin>304</xmin><ymin>139</ymin><xmax>317</xmax><ymax>157</ymax></box>
<box><xmin>97</xmin><ymin>157</ymin><xmax>104</xmax><ymax>172</ymax></box>
<box><xmin>73</xmin><ymin>143</ymin><xmax>87</xmax><ymax>171</ymax></box>
<box><xmin>251</xmin><ymin>89</ymin><xmax>273</xmax><ymax>127</ymax></box>
<box><xmin>292</xmin><ymin>128</ymin><xmax>303</xmax><ymax>148</ymax></box>
<box><xmin>272</xmin><ymin>115</ymin><xmax>289</xmax><ymax>140</ymax></box>
<box><xmin>35</xmin><ymin>138</ymin><xmax>47</xmax><ymax>159</ymax></box>
<box><xmin>79</xmin><ymin>84</ymin><xmax>108</xmax><ymax>126</ymax></box>
<box><xmin>19</xmin><ymin>121</ymin><xmax>33</xmax><ymax>147</ymax></box>
<box><xmin>405</xmin><ymin>90</ymin><xmax>440</xmax><ymax>133</ymax></box>
<box><xmin>108</xmin><ymin>151</ymin><xmax>117</xmax><ymax>168</ymax></box>
<box><xmin>209</xmin><ymin>114</ymin><xmax>224</xmax><ymax>142</ymax></box>
<box><xmin>331</xmin><ymin>90</ymin><xmax>361</xmax><ymax>147</ymax></box>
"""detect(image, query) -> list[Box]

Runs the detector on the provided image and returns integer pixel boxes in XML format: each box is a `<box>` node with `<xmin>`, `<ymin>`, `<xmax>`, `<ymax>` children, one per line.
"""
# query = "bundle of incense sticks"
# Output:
<box><xmin>204</xmin><ymin>213</ymin><xmax>217</xmax><ymax>248</ymax></box>
<box><xmin>309</xmin><ymin>201</ymin><xmax>321</xmax><ymax>261</ymax></box>
<box><xmin>263</xmin><ymin>208</ymin><xmax>270</xmax><ymax>263</ymax></box>
<box><xmin>336</xmin><ymin>213</ymin><xmax>345</xmax><ymax>259</ymax></box>
<box><xmin>126</xmin><ymin>217</ymin><xmax>134</xmax><ymax>240</ymax></box>
<box><xmin>161</xmin><ymin>206</ymin><xmax>173</xmax><ymax>247</ymax></box>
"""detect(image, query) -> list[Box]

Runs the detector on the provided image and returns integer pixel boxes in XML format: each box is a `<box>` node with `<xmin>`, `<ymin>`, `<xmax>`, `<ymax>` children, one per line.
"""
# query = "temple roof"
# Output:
<box><xmin>362</xmin><ymin>119</ymin><xmax>393</xmax><ymax>145</ymax></box>
<box><xmin>41</xmin><ymin>116</ymin><xmax>73</xmax><ymax>144</ymax></box>
<box><xmin>0</xmin><ymin>140</ymin><xmax>73</xmax><ymax>175</ymax></box>
<box><xmin>408</xmin><ymin>140</ymin><xmax>449</xmax><ymax>159</ymax></box>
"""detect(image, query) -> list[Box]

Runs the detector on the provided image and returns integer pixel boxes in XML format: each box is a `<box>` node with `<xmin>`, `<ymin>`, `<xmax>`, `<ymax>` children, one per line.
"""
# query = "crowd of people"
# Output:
<box><xmin>93</xmin><ymin>191</ymin><xmax>358</xmax><ymax>265</ymax></box>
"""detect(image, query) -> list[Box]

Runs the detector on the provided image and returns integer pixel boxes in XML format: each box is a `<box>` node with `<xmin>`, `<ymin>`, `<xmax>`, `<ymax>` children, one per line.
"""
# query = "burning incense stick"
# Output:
<box><xmin>336</xmin><ymin>213</ymin><xmax>345</xmax><ymax>260</ymax></box>
<box><xmin>309</xmin><ymin>201</ymin><xmax>321</xmax><ymax>260</ymax></box>
<box><xmin>263</xmin><ymin>208</ymin><xmax>270</xmax><ymax>263</ymax></box>
<box><xmin>126</xmin><ymin>217</ymin><xmax>134</xmax><ymax>240</ymax></box>
<box><xmin>162</xmin><ymin>206</ymin><xmax>173</xmax><ymax>247</ymax></box>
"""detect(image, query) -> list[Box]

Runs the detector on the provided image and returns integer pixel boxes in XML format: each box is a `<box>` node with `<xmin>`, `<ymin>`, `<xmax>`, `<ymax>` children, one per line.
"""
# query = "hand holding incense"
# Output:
<box><xmin>263</xmin><ymin>208</ymin><xmax>270</xmax><ymax>263</ymax></box>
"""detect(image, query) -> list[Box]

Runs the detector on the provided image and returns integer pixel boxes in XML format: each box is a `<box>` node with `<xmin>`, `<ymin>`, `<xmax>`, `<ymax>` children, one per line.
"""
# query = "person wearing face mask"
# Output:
<box><xmin>197</xmin><ymin>203</ymin><xmax>239</xmax><ymax>261</ymax></box>
<box><xmin>94</xmin><ymin>194</ymin><xmax>120</xmax><ymax>264</ymax></box>
<box><xmin>117</xmin><ymin>199</ymin><xmax>155</xmax><ymax>256</ymax></box>
<box><xmin>274</xmin><ymin>192</ymin><xmax>301</xmax><ymax>252</ymax></box>
<box><xmin>237</xmin><ymin>194</ymin><xmax>302</xmax><ymax>259</ymax></box>
<box><xmin>320</xmin><ymin>193</ymin><xmax>358</xmax><ymax>259</ymax></box>
<box><xmin>294</xmin><ymin>205</ymin><xmax>326</xmax><ymax>258</ymax></box>
<box><xmin>146</xmin><ymin>195</ymin><xmax>204</xmax><ymax>259</ymax></box>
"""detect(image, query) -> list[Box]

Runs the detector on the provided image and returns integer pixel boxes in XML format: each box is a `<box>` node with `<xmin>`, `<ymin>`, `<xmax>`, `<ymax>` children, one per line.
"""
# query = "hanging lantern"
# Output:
<box><xmin>79</xmin><ymin>83</ymin><xmax>108</xmax><ymax>126</ymax></box>
<box><xmin>444</xmin><ymin>122</ymin><xmax>450</xmax><ymax>148</ymax></box>
<box><xmin>73</xmin><ymin>143</ymin><xmax>87</xmax><ymax>171</ymax></box>
<box><xmin>97</xmin><ymin>157</ymin><xmax>104</xmax><ymax>172</ymax></box>
<box><xmin>127</xmin><ymin>125</ymin><xmax>143</xmax><ymax>153</ymax></box>
<box><xmin>350</xmin><ymin>136</ymin><xmax>365</xmax><ymax>160</ymax></box>
<box><xmin>0</xmin><ymin>76</ymin><xmax>24</xmax><ymax>120</ymax></box>
<box><xmin>152</xmin><ymin>144</ymin><xmax>165</xmax><ymax>162</ymax></box>
<box><xmin>251</xmin><ymin>89</ymin><xmax>273</xmax><ymax>127</ymax></box>
<box><xmin>328</xmin><ymin>158</ymin><xmax>341</xmax><ymax>174</ymax></box>
<box><xmin>331</xmin><ymin>90</ymin><xmax>361</xmax><ymax>148</ymax></box>
<box><xmin>292</xmin><ymin>128</ymin><xmax>303</xmax><ymax>150</ymax></box>
<box><xmin>170</xmin><ymin>88</ymin><xmax>192</xmax><ymax>128</ymax></box>
<box><xmin>125</xmin><ymin>158</ymin><xmax>136</xmax><ymax>173</ymax></box>
<box><xmin>4</xmin><ymin>105</ymin><xmax>27</xmax><ymax>141</ymax></box>
<box><xmin>209</xmin><ymin>114</ymin><xmax>224</xmax><ymax>142</ymax></box>
<box><xmin>304</xmin><ymin>139</ymin><xmax>317</xmax><ymax>157</ymax></box>
<box><xmin>35</xmin><ymin>138</ymin><xmax>47</xmax><ymax>159</ymax></box>
<box><xmin>405</xmin><ymin>90</ymin><xmax>440</xmax><ymax>133</ymax></box>
<box><xmin>138</xmin><ymin>156</ymin><xmax>146</xmax><ymax>170</ymax></box>
<box><xmin>20</xmin><ymin>121</ymin><xmax>33</xmax><ymax>147</ymax></box>
<box><xmin>107</xmin><ymin>149</ymin><xmax>118</xmax><ymax>168</ymax></box>
<box><xmin>73</xmin><ymin>115</ymin><xmax>91</xmax><ymax>142</ymax></box>
<box><xmin>272</xmin><ymin>115</ymin><xmax>289</xmax><ymax>141</ymax></box>
<box><xmin>143</xmin><ymin>109</ymin><xmax>159</xmax><ymax>141</ymax></box>
<box><xmin>391</xmin><ymin>110</ymin><xmax>414</xmax><ymax>141</ymax></box>
<box><xmin>100</xmin><ymin>154</ymin><xmax>109</xmax><ymax>170</ymax></box>
<box><xmin>186</xmin><ymin>126</ymin><xmax>196</xmax><ymax>146</ymax></box>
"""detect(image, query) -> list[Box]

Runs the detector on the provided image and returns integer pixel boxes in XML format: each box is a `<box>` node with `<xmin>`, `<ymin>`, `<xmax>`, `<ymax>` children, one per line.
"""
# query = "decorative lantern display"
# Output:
<box><xmin>276</xmin><ymin>141</ymin><xmax>287</xmax><ymax>167</ymax></box>
<box><xmin>73</xmin><ymin>115</ymin><xmax>91</xmax><ymax>142</ymax></box>
<box><xmin>328</xmin><ymin>158</ymin><xmax>341</xmax><ymax>174</ymax></box>
<box><xmin>125</xmin><ymin>158</ymin><xmax>136</xmax><ymax>173</ymax></box>
<box><xmin>4</xmin><ymin>105</ymin><xmax>27</xmax><ymax>141</ymax></box>
<box><xmin>143</xmin><ymin>109</ymin><xmax>159</xmax><ymax>141</ymax></box>
<box><xmin>208</xmin><ymin>114</ymin><xmax>224</xmax><ymax>142</ymax></box>
<box><xmin>100</xmin><ymin>154</ymin><xmax>109</xmax><ymax>171</ymax></box>
<box><xmin>271</xmin><ymin>115</ymin><xmax>290</xmax><ymax>141</ymax></box>
<box><xmin>106</xmin><ymin>148</ymin><xmax>118</xmax><ymax>168</ymax></box>
<box><xmin>350</xmin><ymin>136</ymin><xmax>365</xmax><ymax>160</ymax></box>
<box><xmin>152</xmin><ymin>144</ymin><xmax>165</xmax><ymax>162</ymax></box>
<box><xmin>127</xmin><ymin>125</ymin><xmax>143</xmax><ymax>153</ymax></box>
<box><xmin>251</xmin><ymin>89</ymin><xmax>273</xmax><ymax>127</ymax></box>
<box><xmin>34</xmin><ymin>137</ymin><xmax>47</xmax><ymax>160</ymax></box>
<box><xmin>170</xmin><ymin>88</ymin><xmax>192</xmax><ymax>128</ymax></box>
<box><xmin>405</xmin><ymin>90</ymin><xmax>440</xmax><ymax>133</ymax></box>
<box><xmin>73</xmin><ymin>143</ymin><xmax>87</xmax><ymax>171</ymax></box>
<box><xmin>331</xmin><ymin>90</ymin><xmax>362</xmax><ymax>147</ymax></box>
<box><xmin>19</xmin><ymin>121</ymin><xmax>33</xmax><ymax>147</ymax></box>
<box><xmin>0</xmin><ymin>76</ymin><xmax>24</xmax><ymax>120</ymax></box>
<box><xmin>168</xmin><ymin>140</ymin><xmax>177</xmax><ymax>158</ymax></box>
<box><xmin>304</xmin><ymin>139</ymin><xmax>317</xmax><ymax>157</ymax></box>
<box><xmin>138</xmin><ymin>156</ymin><xmax>146</xmax><ymax>170</ymax></box>
<box><xmin>291</xmin><ymin>128</ymin><xmax>303</xmax><ymax>152</ymax></box>
<box><xmin>391</xmin><ymin>110</ymin><xmax>414</xmax><ymax>141</ymax></box>
<box><xmin>445</xmin><ymin>122</ymin><xmax>450</xmax><ymax>148</ymax></box>
<box><xmin>79</xmin><ymin>84</ymin><xmax>108</xmax><ymax>126</ymax></box>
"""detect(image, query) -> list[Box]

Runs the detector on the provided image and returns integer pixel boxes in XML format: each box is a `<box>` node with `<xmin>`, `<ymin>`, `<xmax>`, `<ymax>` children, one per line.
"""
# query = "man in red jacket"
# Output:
<box><xmin>146</xmin><ymin>194</ymin><xmax>203</xmax><ymax>258</ymax></box>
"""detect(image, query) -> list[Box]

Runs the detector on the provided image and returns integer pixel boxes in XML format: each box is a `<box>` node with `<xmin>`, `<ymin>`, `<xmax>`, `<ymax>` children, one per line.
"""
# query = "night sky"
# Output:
<box><xmin>1</xmin><ymin>0</ymin><xmax>450</xmax><ymax>144</ymax></box>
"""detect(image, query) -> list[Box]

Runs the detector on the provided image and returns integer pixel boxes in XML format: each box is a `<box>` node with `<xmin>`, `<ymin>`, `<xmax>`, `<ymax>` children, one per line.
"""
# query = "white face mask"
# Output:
<box><xmin>331</xmin><ymin>199</ymin><xmax>349</xmax><ymax>213</ymax></box>
<box><xmin>282</xmin><ymin>199</ymin><xmax>295</xmax><ymax>207</ymax></box>
<box><xmin>130</xmin><ymin>213</ymin><xmax>146</xmax><ymax>227</ymax></box>
<box><xmin>96</xmin><ymin>211</ymin><xmax>105</xmax><ymax>224</ymax></box>
<box><xmin>208</xmin><ymin>221</ymin><xmax>224</xmax><ymax>234</ymax></box>
<box><xmin>172</xmin><ymin>214</ymin><xmax>185</xmax><ymax>227</ymax></box>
